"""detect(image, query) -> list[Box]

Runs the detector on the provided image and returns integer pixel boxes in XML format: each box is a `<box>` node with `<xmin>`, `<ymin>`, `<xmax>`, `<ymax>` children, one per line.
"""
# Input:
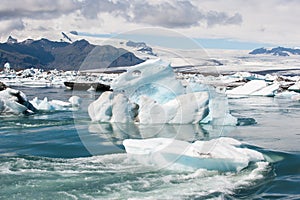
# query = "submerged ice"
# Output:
<box><xmin>88</xmin><ymin>59</ymin><xmax>236</xmax><ymax>125</ymax></box>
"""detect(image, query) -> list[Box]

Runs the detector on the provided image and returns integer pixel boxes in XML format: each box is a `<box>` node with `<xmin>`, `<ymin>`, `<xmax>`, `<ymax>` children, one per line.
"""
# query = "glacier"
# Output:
<box><xmin>88</xmin><ymin>59</ymin><xmax>237</xmax><ymax>126</ymax></box>
<box><xmin>123</xmin><ymin>137</ymin><xmax>265</xmax><ymax>172</ymax></box>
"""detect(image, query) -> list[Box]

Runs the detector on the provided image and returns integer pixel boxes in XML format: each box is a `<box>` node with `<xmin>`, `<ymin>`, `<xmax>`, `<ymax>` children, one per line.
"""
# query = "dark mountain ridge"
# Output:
<box><xmin>0</xmin><ymin>36</ymin><xmax>143</xmax><ymax>71</ymax></box>
<box><xmin>249</xmin><ymin>46</ymin><xmax>300</xmax><ymax>57</ymax></box>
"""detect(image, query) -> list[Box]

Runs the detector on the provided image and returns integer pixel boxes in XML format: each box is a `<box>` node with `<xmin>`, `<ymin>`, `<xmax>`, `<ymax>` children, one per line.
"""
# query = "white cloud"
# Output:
<box><xmin>0</xmin><ymin>18</ymin><xmax>25</xmax><ymax>35</ymax></box>
<box><xmin>0</xmin><ymin>0</ymin><xmax>299</xmax><ymax>47</ymax></box>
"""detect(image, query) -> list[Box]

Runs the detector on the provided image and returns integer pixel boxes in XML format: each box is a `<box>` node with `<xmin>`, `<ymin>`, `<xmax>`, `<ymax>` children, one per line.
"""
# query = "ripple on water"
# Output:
<box><xmin>0</xmin><ymin>153</ymin><xmax>274</xmax><ymax>199</ymax></box>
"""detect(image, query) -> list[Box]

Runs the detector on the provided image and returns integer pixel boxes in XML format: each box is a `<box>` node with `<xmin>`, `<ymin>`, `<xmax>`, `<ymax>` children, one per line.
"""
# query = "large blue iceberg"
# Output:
<box><xmin>88</xmin><ymin>59</ymin><xmax>237</xmax><ymax>125</ymax></box>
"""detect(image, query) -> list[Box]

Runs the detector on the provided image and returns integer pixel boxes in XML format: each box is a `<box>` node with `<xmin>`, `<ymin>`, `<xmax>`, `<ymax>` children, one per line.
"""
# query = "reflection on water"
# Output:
<box><xmin>77</xmin><ymin>122</ymin><xmax>236</xmax><ymax>156</ymax></box>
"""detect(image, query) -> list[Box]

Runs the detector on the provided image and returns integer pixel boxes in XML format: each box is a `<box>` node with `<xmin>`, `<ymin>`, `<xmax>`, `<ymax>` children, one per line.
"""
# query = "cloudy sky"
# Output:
<box><xmin>0</xmin><ymin>0</ymin><xmax>299</xmax><ymax>49</ymax></box>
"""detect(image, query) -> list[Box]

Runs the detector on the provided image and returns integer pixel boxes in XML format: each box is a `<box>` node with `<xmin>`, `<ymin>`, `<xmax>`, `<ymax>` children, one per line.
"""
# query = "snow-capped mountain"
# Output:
<box><xmin>0</xmin><ymin>36</ymin><xmax>143</xmax><ymax>70</ymax></box>
<box><xmin>249</xmin><ymin>47</ymin><xmax>300</xmax><ymax>56</ymax></box>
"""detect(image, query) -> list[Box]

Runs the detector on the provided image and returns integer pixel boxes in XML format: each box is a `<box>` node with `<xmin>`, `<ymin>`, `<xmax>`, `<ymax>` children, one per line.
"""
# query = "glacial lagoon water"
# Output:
<box><xmin>0</xmin><ymin>86</ymin><xmax>299</xmax><ymax>199</ymax></box>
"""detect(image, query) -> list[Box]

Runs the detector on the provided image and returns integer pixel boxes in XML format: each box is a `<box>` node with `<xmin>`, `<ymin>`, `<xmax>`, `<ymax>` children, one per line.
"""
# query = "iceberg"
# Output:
<box><xmin>291</xmin><ymin>94</ymin><xmax>300</xmax><ymax>101</ymax></box>
<box><xmin>89</xmin><ymin>59</ymin><xmax>236</xmax><ymax>125</ymax></box>
<box><xmin>30</xmin><ymin>96</ymin><xmax>81</xmax><ymax>111</ymax></box>
<box><xmin>288</xmin><ymin>81</ymin><xmax>300</xmax><ymax>92</ymax></box>
<box><xmin>111</xmin><ymin>59</ymin><xmax>185</xmax><ymax>104</ymax></box>
<box><xmin>0</xmin><ymin>84</ymin><xmax>36</xmax><ymax>115</ymax></box>
<box><xmin>251</xmin><ymin>82</ymin><xmax>280</xmax><ymax>97</ymax></box>
<box><xmin>226</xmin><ymin>80</ymin><xmax>267</xmax><ymax>96</ymax></box>
<box><xmin>226</xmin><ymin>80</ymin><xmax>280</xmax><ymax>97</ymax></box>
<box><xmin>138</xmin><ymin>92</ymin><xmax>209</xmax><ymax>124</ymax></box>
<box><xmin>123</xmin><ymin>137</ymin><xmax>265</xmax><ymax>172</ymax></box>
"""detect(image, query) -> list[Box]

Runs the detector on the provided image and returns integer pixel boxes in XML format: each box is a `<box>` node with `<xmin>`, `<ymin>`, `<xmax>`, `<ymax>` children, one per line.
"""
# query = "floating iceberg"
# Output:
<box><xmin>226</xmin><ymin>80</ymin><xmax>267</xmax><ymax>96</ymax></box>
<box><xmin>111</xmin><ymin>59</ymin><xmax>185</xmax><ymax>104</ymax></box>
<box><xmin>226</xmin><ymin>80</ymin><xmax>279</xmax><ymax>97</ymax></box>
<box><xmin>89</xmin><ymin>59</ymin><xmax>236</xmax><ymax>125</ymax></box>
<box><xmin>0</xmin><ymin>84</ymin><xmax>36</xmax><ymax>115</ymax></box>
<box><xmin>251</xmin><ymin>82</ymin><xmax>280</xmax><ymax>96</ymax></box>
<box><xmin>288</xmin><ymin>81</ymin><xmax>300</xmax><ymax>92</ymax></box>
<box><xmin>123</xmin><ymin>137</ymin><xmax>265</xmax><ymax>172</ymax></box>
<box><xmin>291</xmin><ymin>94</ymin><xmax>300</xmax><ymax>101</ymax></box>
<box><xmin>30</xmin><ymin>96</ymin><xmax>81</xmax><ymax>111</ymax></box>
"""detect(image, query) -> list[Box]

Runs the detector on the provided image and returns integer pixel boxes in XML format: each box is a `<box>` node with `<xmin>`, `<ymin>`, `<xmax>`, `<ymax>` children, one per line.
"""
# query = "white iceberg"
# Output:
<box><xmin>288</xmin><ymin>81</ymin><xmax>300</xmax><ymax>92</ymax></box>
<box><xmin>111</xmin><ymin>59</ymin><xmax>185</xmax><ymax>104</ymax></box>
<box><xmin>231</xmin><ymin>72</ymin><xmax>265</xmax><ymax>81</ymax></box>
<box><xmin>30</xmin><ymin>96</ymin><xmax>81</xmax><ymax>111</ymax></box>
<box><xmin>0</xmin><ymin>87</ymin><xmax>36</xmax><ymax>115</ymax></box>
<box><xmin>226</xmin><ymin>80</ymin><xmax>267</xmax><ymax>96</ymax></box>
<box><xmin>226</xmin><ymin>80</ymin><xmax>280</xmax><ymax>97</ymax></box>
<box><xmin>89</xmin><ymin>59</ymin><xmax>236</xmax><ymax>125</ymax></box>
<box><xmin>251</xmin><ymin>82</ymin><xmax>280</xmax><ymax>97</ymax></box>
<box><xmin>88</xmin><ymin>92</ymin><xmax>137</xmax><ymax>123</ymax></box>
<box><xmin>123</xmin><ymin>137</ymin><xmax>265</xmax><ymax>172</ymax></box>
<box><xmin>291</xmin><ymin>94</ymin><xmax>300</xmax><ymax>101</ymax></box>
<box><xmin>275</xmin><ymin>91</ymin><xmax>299</xmax><ymax>98</ymax></box>
<box><xmin>138</xmin><ymin>92</ymin><xmax>209</xmax><ymax>124</ymax></box>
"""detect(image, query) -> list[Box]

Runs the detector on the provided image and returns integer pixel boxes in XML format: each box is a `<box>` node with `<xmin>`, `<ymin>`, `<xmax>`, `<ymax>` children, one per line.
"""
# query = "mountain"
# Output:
<box><xmin>0</xmin><ymin>36</ymin><xmax>144</xmax><ymax>71</ymax></box>
<box><xmin>249</xmin><ymin>47</ymin><xmax>300</xmax><ymax>56</ymax></box>
<box><xmin>126</xmin><ymin>40</ymin><xmax>157</xmax><ymax>56</ymax></box>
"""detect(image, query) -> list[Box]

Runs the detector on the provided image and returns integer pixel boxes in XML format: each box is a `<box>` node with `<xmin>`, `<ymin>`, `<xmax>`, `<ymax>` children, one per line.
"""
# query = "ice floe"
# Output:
<box><xmin>226</xmin><ymin>80</ymin><xmax>280</xmax><ymax>97</ymax></box>
<box><xmin>123</xmin><ymin>137</ymin><xmax>265</xmax><ymax>172</ymax></box>
<box><xmin>30</xmin><ymin>96</ymin><xmax>81</xmax><ymax>111</ymax></box>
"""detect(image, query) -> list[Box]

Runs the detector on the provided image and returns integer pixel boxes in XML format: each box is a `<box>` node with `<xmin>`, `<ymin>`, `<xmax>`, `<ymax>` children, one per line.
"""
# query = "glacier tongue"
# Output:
<box><xmin>123</xmin><ymin>137</ymin><xmax>265</xmax><ymax>172</ymax></box>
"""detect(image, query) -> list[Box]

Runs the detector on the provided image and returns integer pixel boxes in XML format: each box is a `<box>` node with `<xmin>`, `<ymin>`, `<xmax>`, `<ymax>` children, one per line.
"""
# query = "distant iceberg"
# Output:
<box><xmin>226</xmin><ymin>80</ymin><xmax>279</xmax><ymax>97</ymax></box>
<box><xmin>123</xmin><ymin>137</ymin><xmax>265</xmax><ymax>172</ymax></box>
<box><xmin>88</xmin><ymin>59</ymin><xmax>237</xmax><ymax>126</ymax></box>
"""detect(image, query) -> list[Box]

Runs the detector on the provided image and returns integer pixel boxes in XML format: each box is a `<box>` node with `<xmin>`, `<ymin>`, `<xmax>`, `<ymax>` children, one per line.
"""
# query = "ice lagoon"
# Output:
<box><xmin>0</xmin><ymin>58</ymin><xmax>300</xmax><ymax>199</ymax></box>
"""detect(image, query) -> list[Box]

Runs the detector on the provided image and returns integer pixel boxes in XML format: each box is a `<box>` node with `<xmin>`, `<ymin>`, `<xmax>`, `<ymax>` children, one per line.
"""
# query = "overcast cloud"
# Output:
<box><xmin>0</xmin><ymin>0</ymin><xmax>299</xmax><ymax>46</ymax></box>
<box><xmin>0</xmin><ymin>0</ymin><xmax>242</xmax><ymax>33</ymax></box>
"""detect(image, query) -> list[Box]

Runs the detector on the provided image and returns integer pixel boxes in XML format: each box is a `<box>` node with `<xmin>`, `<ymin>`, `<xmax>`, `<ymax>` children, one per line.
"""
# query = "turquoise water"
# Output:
<box><xmin>0</xmin><ymin>87</ymin><xmax>299</xmax><ymax>199</ymax></box>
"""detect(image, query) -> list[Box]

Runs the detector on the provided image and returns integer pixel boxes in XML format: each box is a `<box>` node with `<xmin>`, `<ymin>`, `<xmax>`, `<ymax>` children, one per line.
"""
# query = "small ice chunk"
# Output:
<box><xmin>288</xmin><ymin>81</ymin><xmax>300</xmax><ymax>92</ymax></box>
<box><xmin>291</xmin><ymin>94</ymin><xmax>300</xmax><ymax>101</ymax></box>
<box><xmin>69</xmin><ymin>96</ymin><xmax>81</xmax><ymax>106</ymax></box>
<box><xmin>30</xmin><ymin>96</ymin><xmax>80</xmax><ymax>111</ymax></box>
